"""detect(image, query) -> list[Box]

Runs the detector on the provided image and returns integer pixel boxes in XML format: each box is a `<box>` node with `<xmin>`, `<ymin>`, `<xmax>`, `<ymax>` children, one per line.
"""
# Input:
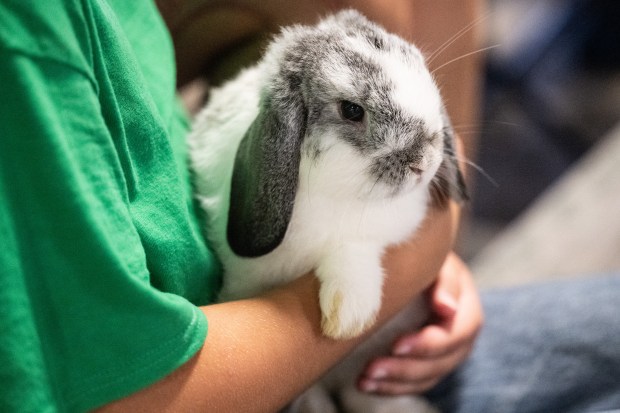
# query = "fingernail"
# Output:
<box><xmin>369</xmin><ymin>368</ymin><xmax>387</xmax><ymax>379</ymax></box>
<box><xmin>436</xmin><ymin>290</ymin><xmax>458</xmax><ymax>316</ymax></box>
<box><xmin>360</xmin><ymin>380</ymin><xmax>378</xmax><ymax>392</ymax></box>
<box><xmin>394</xmin><ymin>343</ymin><xmax>412</xmax><ymax>356</ymax></box>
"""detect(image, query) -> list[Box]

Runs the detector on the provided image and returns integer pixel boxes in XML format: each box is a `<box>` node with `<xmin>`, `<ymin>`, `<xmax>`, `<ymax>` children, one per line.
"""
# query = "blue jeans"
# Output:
<box><xmin>426</xmin><ymin>274</ymin><xmax>620</xmax><ymax>413</ymax></box>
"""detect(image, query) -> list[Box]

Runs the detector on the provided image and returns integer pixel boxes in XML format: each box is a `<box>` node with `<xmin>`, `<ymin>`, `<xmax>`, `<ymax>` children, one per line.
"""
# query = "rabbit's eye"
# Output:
<box><xmin>340</xmin><ymin>101</ymin><xmax>365</xmax><ymax>122</ymax></box>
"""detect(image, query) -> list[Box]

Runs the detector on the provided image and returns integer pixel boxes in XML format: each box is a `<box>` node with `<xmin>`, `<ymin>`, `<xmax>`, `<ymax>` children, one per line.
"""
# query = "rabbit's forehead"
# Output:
<box><xmin>327</xmin><ymin>47</ymin><xmax>442</xmax><ymax>133</ymax></box>
<box><xmin>313</xmin><ymin>29</ymin><xmax>443</xmax><ymax>131</ymax></box>
<box><xmin>378</xmin><ymin>54</ymin><xmax>443</xmax><ymax>132</ymax></box>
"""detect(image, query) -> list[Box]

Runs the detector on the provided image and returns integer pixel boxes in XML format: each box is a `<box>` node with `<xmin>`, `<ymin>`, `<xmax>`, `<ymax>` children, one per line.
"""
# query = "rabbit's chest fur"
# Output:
<box><xmin>222</xmin><ymin>174</ymin><xmax>429</xmax><ymax>301</ymax></box>
<box><xmin>190</xmin><ymin>66</ymin><xmax>429</xmax><ymax>303</ymax></box>
<box><xmin>188</xmin><ymin>10</ymin><xmax>465</xmax><ymax>411</ymax></box>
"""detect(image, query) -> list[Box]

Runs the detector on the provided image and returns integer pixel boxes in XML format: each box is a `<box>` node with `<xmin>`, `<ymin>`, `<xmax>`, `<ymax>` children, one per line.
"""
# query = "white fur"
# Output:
<box><xmin>189</xmin><ymin>11</ymin><xmax>446</xmax><ymax>412</ymax></box>
<box><xmin>189</xmin><ymin>29</ymin><xmax>440</xmax><ymax>341</ymax></box>
<box><xmin>190</xmin><ymin>66</ymin><xmax>431</xmax><ymax>338</ymax></box>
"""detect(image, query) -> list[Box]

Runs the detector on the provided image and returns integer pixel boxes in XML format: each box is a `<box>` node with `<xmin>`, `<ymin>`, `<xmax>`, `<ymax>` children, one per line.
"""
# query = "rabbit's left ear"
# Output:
<box><xmin>226</xmin><ymin>76</ymin><xmax>307</xmax><ymax>257</ymax></box>
<box><xmin>430</xmin><ymin>107</ymin><xmax>469</xmax><ymax>208</ymax></box>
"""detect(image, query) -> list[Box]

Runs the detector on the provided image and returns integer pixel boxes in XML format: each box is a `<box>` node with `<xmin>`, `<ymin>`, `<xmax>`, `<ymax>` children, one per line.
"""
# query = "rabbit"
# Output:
<box><xmin>189</xmin><ymin>9</ymin><xmax>467</xmax><ymax>412</ymax></box>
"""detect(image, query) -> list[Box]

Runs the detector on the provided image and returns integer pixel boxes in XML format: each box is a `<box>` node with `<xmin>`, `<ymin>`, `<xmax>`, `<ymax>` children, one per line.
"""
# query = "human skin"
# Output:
<box><xmin>95</xmin><ymin>1</ymin><xmax>483</xmax><ymax>410</ymax></box>
<box><xmin>97</xmin><ymin>205</ymin><xmax>458</xmax><ymax>413</ymax></box>
<box><xmin>359</xmin><ymin>252</ymin><xmax>483</xmax><ymax>394</ymax></box>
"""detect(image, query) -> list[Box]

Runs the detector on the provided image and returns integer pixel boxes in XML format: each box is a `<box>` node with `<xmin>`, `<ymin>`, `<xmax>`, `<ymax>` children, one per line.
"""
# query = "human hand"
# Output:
<box><xmin>358</xmin><ymin>252</ymin><xmax>483</xmax><ymax>395</ymax></box>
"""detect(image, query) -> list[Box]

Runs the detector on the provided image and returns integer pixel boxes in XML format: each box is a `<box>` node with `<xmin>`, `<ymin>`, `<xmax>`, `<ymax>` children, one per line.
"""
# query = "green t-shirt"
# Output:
<box><xmin>0</xmin><ymin>1</ymin><xmax>221</xmax><ymax>411</ymax></box>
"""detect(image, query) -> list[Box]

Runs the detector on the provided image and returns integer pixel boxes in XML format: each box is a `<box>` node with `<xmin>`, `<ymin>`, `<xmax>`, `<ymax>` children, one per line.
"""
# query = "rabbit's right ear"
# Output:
<box><xmin>227</xmin><ymin>73</ymin><xmax>307</xmax><ymax>257</ymax></box>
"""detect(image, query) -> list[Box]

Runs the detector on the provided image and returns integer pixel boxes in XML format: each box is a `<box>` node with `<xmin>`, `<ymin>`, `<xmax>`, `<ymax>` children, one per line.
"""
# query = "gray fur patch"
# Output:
<box><xmin>429</xmin><ymin>106</ymin><xmax>469</xmax><ymax>207</ymax></box>
<box><xmin>368</xmin><ymin>126</ymin><xmax>428</xmax><ymax>191</ymax></box>
<box><xmin>227</xmin><ymin>67</ymin><xmax>307</xmax><ymax>257</ymax></box>
<box><xmin>227</xmin><ymin>9</ymin><xmax>466</xmax><ymax>256</ymax></box>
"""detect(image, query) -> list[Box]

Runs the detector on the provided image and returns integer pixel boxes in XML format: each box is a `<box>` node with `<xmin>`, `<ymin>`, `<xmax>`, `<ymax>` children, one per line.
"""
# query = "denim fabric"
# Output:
<box><xmin>427</xmin><ymin>274</ymin><xmax>620</xmax><ymax>413</ymax></box>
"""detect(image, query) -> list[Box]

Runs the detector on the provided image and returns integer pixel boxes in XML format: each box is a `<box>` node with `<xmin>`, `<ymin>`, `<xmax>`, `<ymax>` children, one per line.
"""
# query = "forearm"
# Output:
<box><xmin>97</xmin><ymin>206</ymin><xmax>456</xmax><ymax>413</ymax></box>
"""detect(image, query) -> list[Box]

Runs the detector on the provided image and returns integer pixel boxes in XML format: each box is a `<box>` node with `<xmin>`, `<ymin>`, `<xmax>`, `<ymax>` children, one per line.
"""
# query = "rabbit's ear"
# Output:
<box><xmin>430</xmin><ymin>107</ymin><xmax>469</xmax><ymax>208</ymax></box>
<box><xmin>227</xmin><ymin>78</ymin><xmax>307</xmax><ymax>257</ymax></box>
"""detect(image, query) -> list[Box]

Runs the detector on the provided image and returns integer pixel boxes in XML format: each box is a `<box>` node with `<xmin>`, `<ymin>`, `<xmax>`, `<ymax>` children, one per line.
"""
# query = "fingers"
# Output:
<box><xmin>358</xmin><ymin>253</ymin><xmax>484</xmax><ymax>396</ymax></box>
<box><xmin>393</xmin><ymin>324</ymin><xmax>471</xmax><ymax>359</ymax></box>
<box><xmin>358</xmin><ymin>341</ymin><xmax>473</xmax><ymax>395</ymax></box>
<box><xmin>363</xmin><ymin>326</ymin><xmax>476</xmax><ymax>376</ymax></box>
<box><xmin>430</xmin><ymin>288</ymin><xmax>458</xmax><ymax>320</ymax></box>
<box><xmin>359</xmin><ymin>376</ymin><xmax>440</xmax><ymax>395</ymax></box>
<box><xmin>427</xmin><ymin>252</ymin><xmax>462</xmax><ymax>320</ymax></box>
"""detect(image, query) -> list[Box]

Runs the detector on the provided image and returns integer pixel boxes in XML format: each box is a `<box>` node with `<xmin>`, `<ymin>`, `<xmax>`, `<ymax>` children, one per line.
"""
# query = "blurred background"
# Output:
<box><xmin>474</xmin><ymin>0</ymin><xmax>619</xmax><ymax>226</ymax></box>
<box><xmin>464</xmin><ymin>0</ymin><xmax>620</xmax><ymax>287</ymax></box>
<box><xmin>164</xmin><ymin>0</ymin><xmax>620</xmax><ymax>288</ymax></box>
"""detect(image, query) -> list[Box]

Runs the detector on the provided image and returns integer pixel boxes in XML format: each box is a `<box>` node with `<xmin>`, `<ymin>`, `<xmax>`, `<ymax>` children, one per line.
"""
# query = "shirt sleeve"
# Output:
<box><xmin>0</xmin><ymin>40</ymin><xmax>209</xmax><ymax>413</ymax></box>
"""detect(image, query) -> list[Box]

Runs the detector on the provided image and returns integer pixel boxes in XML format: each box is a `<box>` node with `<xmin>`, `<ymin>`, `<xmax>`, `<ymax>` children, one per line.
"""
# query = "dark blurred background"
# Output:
<box><xmin>468</xmin><ymin>0</ymin><xmax>620</xmax><ymax>248</ymax></box>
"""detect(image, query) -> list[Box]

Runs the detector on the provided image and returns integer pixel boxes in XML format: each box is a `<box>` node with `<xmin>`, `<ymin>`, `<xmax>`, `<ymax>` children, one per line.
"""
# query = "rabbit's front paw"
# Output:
<box><xmin>320</xmin><ymin>287</ymin><xmax>379</xmax><ymax>339</ymax></box>
<box><xmin>317</xmin><ymin>252</ymin><xmax>384</xmax><ymax>339</ymax></box>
